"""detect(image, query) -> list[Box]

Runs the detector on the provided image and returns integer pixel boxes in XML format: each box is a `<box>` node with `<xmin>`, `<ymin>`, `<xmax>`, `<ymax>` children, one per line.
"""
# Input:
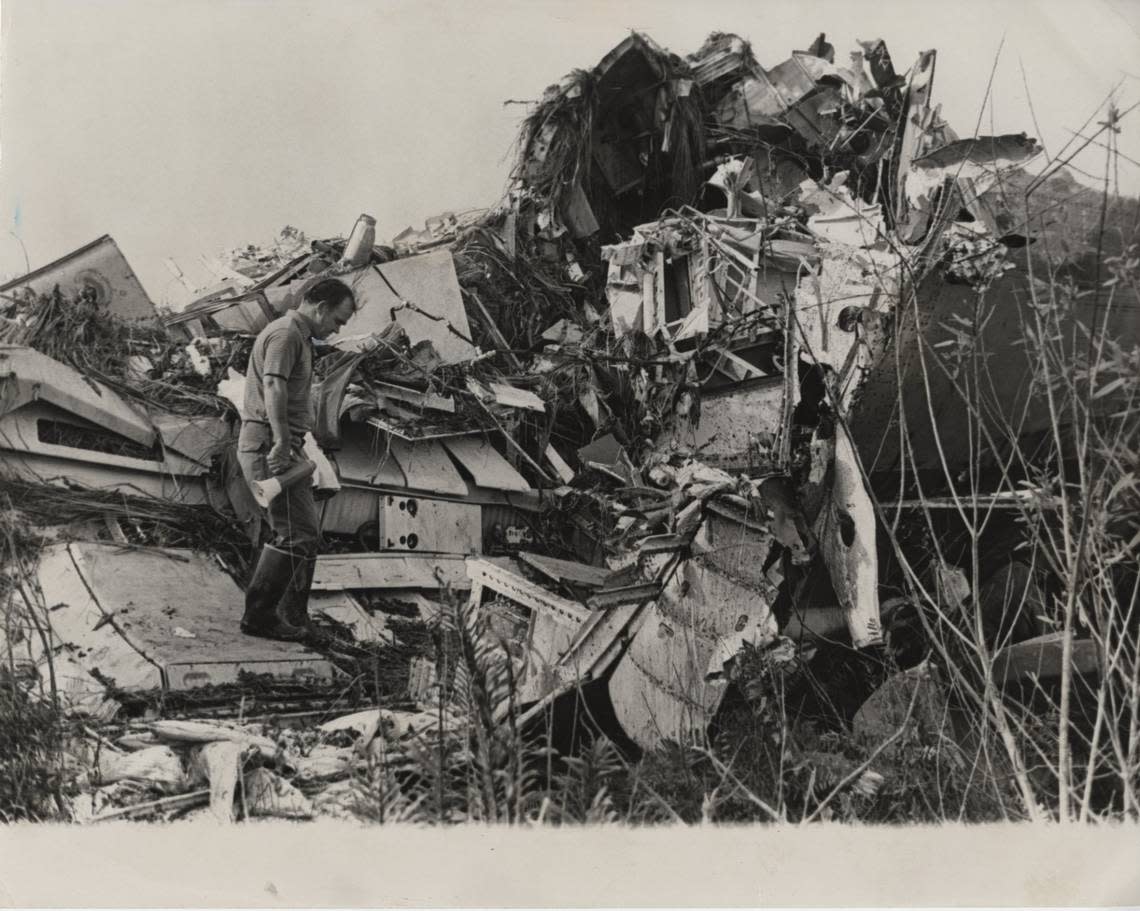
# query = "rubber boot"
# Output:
<box><xmin>277</xmin><ymin>554</ymin><xmax>316</xmax><ymax>632</ymax></box>
<box><xmin>241</xmin><ymin>544</ymin><xmax>306</xmax><ymax>641</ymax></box>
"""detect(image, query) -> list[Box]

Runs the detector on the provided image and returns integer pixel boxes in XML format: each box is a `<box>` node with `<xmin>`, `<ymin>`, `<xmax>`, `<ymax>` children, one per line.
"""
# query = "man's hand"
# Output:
<box><xmin>268</xmin><ymin>439</ymin><xmax>293</xmax><ymax>475</ymax></box>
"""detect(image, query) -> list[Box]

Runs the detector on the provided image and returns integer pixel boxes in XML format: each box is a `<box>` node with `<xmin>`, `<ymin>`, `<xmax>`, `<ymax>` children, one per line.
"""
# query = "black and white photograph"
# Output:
<box><xmin>0</xmin><ymin>0</ymin><xmax>1138</xmax><ymax>905</ymax></box>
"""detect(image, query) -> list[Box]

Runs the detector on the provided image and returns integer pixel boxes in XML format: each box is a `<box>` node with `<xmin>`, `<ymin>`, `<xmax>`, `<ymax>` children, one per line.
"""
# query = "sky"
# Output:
<box><xmin>2</xmin><ymin>0</ymin><xmax>1139</xmax><ymax>309</ymax></box>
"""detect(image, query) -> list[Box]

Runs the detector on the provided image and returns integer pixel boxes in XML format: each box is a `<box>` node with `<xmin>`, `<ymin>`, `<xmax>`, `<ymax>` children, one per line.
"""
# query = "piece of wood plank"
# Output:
<box><xmin>544</xmin><ymin>443</ymin><xmax>575</xmax><ymax>483</ymax></box>
<box><xmin>84</xmin><ymin>726</ymin><xmax>124</xmax><ymax>755</ymax></box>
<box><xmin>313</xmin><ymin>553</ymin><xmax>470</xmax><ymax>591</ymax></box>
<box><xmin>465</xmin><ymin>557</ymin><xmax>590</xmax><ymax>626</ymax></box>
<box><xmin>387</xmin><ymin>437</ymin><xmax>469</xmax><ymax>496</ymax></box>
<box><xmin>884</xmin><ymin>491</ymin><xmax>1057</xmax><ymax>510</ymax></box>
<box><xmin>519</xmin><ymin>552</ymin><xmax>611</xmax><ymax>590</ymax></box>
<box><xmin>443</xmin><ymin>436</ymin><xmax>531</xmax><ymax>493</ymax></box>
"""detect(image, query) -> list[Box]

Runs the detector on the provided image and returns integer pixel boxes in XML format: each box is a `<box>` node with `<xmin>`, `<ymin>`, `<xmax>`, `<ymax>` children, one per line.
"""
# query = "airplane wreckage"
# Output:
<box><xmin>1</xmin><ymin>31</ymin><xmax>1134</xmax><ymax>822</ymax></box>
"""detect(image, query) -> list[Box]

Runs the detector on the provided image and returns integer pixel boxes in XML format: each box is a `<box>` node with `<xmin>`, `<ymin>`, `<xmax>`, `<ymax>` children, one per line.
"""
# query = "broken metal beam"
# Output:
<box><xmin>519</xmin><ymin>551</ymin><xmax>612</xmax><ymax>590</ymax></box>
<box><xmin>883</xmin><ymin>492</ymin><xmax>1057</xmax><ymax>511</ymax></box>
<box><xmin>586</xmin><ymin>581</ymin><xmax>663</xmax><ymax>611</ymax></box>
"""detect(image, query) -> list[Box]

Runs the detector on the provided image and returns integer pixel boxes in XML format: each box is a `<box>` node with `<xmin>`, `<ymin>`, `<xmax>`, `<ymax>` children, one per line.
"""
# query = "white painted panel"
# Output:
<box><xmin>443</xmin><ymin>436</ymin><xmax>530</xmax><ymax>492</ymax></box>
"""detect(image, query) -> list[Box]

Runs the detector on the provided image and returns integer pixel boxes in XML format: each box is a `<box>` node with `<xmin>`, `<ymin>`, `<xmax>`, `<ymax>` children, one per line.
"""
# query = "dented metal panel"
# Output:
<box><xmin>669</xmin><ymin>378</ymin><xmax>783</xmax><ymax>471</ymax></box>
<box><xmin>386</xmin><ymin>436</ymin><xmax>469</xmax><ymax>496</ymax></box>
<box><xmin>518</xmin><ymin>611</ymin><xmax>582</xmax><ymax>704</ymax></box>
<box><xmin>149</xmin><ymin>412</ymin><xmax>232</xmax><ymax>465</ymax></box>
<box><xmin>519</xmin><ymin>552</ymin><xmax>612</xmax><ymax>590</ymax></box>
<box><xmin>0</xmin><ymin>443</ymin><xmax>211</xmax><ymax>504</ymax></box>
<box><xmin>793</xmin><ymin>246</ymin><xmax>897</xmax><ymax>410</ymax></box>
<box><xmin>0</xmin><ymin>401</ymin><xmax>202</xmax><ymax>477</ymax></box>
<box><xmin>0</xmin><ymin>235</ymin><xmax>157</xmax><ymax>323</ymax></box>
<box><xmin>330</xmin><ymin>249</ymin><xmax>478</xmax><ymax>365</ymax></box>
<box><xmin>33</xmin><ymin>544</ymin><xmax>164</xmax><ymax>692</ymax></box>
<box><xmin>815</xmin><ymin>422</ymin><xmax>882</xmax><ymax>648</ymax></box>
<box><xmin>698</xmin><ymin>503</ymin><xmax>781</xmax><ymax>592</ymax></box>
<box><xmin>607</xmin><ymin>551</ymin><xmax>778</xmax><ymax>749</ymax></box>
<box><xmin>378</xmin><ymin>493</ymin><xmax>481</xmax><ymax>554</ymax></box>
<box><xmin>443</xmin><ymin>436</ymin><xmax>531</xmax><ymax>493</ymax></box>
<box><xmin>0</xmin><ymin>345</ymin><xmax>156</xmax><ymax>446</ymax></box>
<box><xmin>464</xmin><ymin>557</ymin><xmax>592</xmax><ymax>706</ymax></box>
<box><xmin>39</xmin><ymin>543</ymin><xmax>334</xmax><ymax>692</ymax></box>
<box><xmin>850</xmin><ymin>268</ymin><xmax>1050</xmax><ymax>477</ymax></box>
<box><xmin>334</xmin><ymin>421</ymin><xmax>404</xmax><ymax>485</ymax></box>
<box><xmin>993</xmin><ymin>634</ymin><xmax>1101</xmax><ymax>685</ymax></box>
<box><xmin>319</xmin><ymin>485</ymin><xmax>378</xmax><ymax>537</ymax></box>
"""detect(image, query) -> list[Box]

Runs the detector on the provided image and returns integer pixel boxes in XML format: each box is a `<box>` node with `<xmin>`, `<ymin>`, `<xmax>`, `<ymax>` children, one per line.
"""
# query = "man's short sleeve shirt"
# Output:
<box><xmin>243</xmin><ymin>311</ymin><xmax>313</xmax><ymax>438</ymax></box>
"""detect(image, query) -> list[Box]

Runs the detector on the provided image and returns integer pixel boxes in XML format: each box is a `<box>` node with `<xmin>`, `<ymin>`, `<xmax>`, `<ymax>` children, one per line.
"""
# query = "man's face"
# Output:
<box><xmin>313</xmin><ymin>298</ymin><xmax>355</xmax><ymax>339</ymax></box>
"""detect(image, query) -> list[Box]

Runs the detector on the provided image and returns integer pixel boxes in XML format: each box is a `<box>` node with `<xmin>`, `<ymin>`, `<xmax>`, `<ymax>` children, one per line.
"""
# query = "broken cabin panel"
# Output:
<box><xmin>667</xmin><ymin>377</ymin><xmax>784</xmax><ymax>471</ymax></box>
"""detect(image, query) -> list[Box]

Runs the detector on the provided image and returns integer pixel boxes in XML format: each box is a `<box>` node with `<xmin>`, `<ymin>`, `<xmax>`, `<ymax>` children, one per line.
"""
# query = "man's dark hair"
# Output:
<box><xmin>303</xmin><ymin>277</ymin><xmax>356</xmax><ymax>311</ymax></box>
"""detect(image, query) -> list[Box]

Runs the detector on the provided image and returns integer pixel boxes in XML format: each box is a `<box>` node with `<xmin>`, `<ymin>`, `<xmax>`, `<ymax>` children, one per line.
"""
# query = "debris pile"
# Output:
<box><xmin>2</xmin><ymin>30</ymin><xmax>1134</xmax><ymax>823</ymax></box>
